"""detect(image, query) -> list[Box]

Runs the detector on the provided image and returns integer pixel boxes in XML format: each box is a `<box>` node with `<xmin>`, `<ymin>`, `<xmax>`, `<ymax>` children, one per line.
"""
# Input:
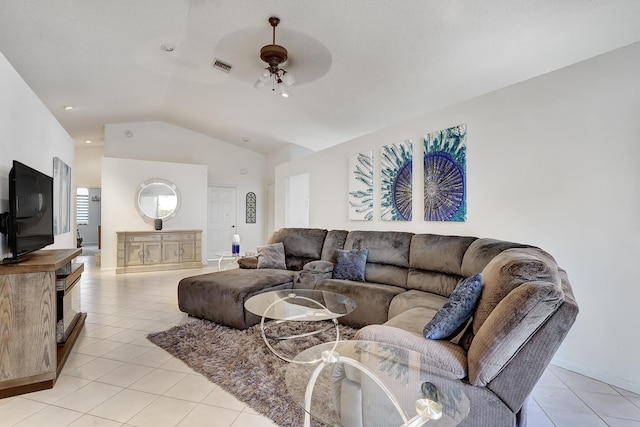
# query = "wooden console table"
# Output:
<box><xmin>116</xmin><ymin>230</ymin><xmax>202</xmax><ymax>274</ymax></box>
<box><xmin>0</xmin><ymin>248</ymin><xmax>85</xmax><ymax>398</ymax></box>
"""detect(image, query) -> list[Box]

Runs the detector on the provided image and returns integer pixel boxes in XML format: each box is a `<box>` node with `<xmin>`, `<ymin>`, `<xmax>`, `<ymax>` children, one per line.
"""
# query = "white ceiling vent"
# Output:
<box><xmin>212</xmin><ymin>59</ymin><xmax>232</xmax><ymax>73</ymax></box>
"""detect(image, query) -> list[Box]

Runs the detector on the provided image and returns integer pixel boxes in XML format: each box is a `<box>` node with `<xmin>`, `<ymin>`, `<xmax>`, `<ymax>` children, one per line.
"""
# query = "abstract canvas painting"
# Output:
<box><xmin>348</xmin><ymin>150</ymin><xmax>374</xmax><ymax>220</ymax></box>
<box><xmin>423</xmin><ymin>124</ymin><xmax>467</xmax><ymax>222</ymax></box>
<box><xmin>381</xmin><ymin>139</ymin><xmax>412</xmax><ymax>221</ymax></box>
<box><xmin>53</xmin><ymin>157</ymin><xmax>71</xmax><ymax>235</ymax></box>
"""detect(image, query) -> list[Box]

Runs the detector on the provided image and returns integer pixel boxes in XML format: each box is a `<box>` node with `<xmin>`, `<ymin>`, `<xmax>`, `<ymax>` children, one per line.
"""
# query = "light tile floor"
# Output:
<box><xmin>1</xmin><ymin>251</ymin><xmax>639</xmax><ymax>426</ymax></box>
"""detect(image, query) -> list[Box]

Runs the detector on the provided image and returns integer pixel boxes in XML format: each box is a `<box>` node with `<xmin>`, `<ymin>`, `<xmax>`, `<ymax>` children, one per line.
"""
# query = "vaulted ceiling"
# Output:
<box><xmin>1</xmin><ymin>1</ymin><xmax>639</xmax><ymax>154</ymax></box>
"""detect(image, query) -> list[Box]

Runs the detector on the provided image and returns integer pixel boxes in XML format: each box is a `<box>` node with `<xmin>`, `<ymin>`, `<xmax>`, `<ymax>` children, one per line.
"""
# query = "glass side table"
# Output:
<box><xmin>212</xmin><ymin>252</ymin><xmax>242</xmax><ymax>271</ymax></box>
<box><xmin>286</xmin><ymin>340</ymin><xmax>470</xmax><ymax>427</ymax></box>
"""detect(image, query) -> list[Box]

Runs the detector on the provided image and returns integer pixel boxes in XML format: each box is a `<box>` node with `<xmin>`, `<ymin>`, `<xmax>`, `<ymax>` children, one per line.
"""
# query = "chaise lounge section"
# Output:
<box><xmin>178</xmin><ymin>228</ymin><xmax>343</xmax><ymax>329</ymax></box>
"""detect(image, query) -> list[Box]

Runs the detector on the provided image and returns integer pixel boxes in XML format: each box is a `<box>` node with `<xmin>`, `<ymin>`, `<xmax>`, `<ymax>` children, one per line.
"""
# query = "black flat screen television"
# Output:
<box><xmin>1</xmin><ymin>160</ymin><xmax>54</xmax><ymax>262</ymax></box>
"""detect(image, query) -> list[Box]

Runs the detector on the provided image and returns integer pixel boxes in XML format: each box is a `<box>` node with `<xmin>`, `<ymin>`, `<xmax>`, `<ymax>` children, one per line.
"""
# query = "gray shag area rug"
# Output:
<box><xmin>148</xmin><ymin>319</ymin><xmax>358</xmax><ymax>427</ymax></box>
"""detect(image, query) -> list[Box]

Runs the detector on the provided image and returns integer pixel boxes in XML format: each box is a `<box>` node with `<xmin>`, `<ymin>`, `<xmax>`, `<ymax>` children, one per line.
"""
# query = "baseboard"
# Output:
<box><xmin>551</xmin><ymin>357</ymin><xmax>640</xmax><ymax>394</ymax></box>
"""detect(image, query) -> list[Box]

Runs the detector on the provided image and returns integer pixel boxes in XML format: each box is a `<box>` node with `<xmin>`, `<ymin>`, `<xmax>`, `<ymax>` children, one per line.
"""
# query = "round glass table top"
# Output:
<box><xmin>244</xmin><ymin>289</ymin><xmax>356</xmax><ymax>322</ymax></box>
<box><xmin>285</xmin><ymin>340</ymin><xmax>470</xmax><ymax>427</ymax></box>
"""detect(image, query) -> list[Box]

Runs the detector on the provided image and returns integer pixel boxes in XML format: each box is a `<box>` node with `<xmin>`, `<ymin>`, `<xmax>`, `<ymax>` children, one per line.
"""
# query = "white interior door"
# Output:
<box><xmin>207</xmin><ymin>186</ymin><xmax>237</xmax><ymax>259</ymax></box>
<box><xmin>266</xmin><ymin>182</ymin><xmax>275</xmax><ymax>238</ymax></box>
<box><xmin>285</xmin><ymin>173</ymin><xmax>309</xmax><ymax>227</ymax></box>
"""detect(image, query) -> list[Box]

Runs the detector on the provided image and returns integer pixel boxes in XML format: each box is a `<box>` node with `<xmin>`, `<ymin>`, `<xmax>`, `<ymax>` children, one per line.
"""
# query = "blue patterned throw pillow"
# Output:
<box><xmin>424</xmin><ymin>273</ymin><xmax>483</xmax><ymax>340</ymax></box>
<box><xmin>333</xmin><ymin>248</ymin><xmax>368</xmax><ymax>282</ymax></box>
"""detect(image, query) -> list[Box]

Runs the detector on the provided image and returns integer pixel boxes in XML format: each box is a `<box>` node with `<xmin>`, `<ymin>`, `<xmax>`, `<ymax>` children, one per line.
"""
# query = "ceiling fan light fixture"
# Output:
<box><xmin>281</xmin><ymin>72</ymin><xmax>295</xmax><ymax>86</ymax></box>
<box><xmin>256</xmin><ymin>16</ymin><xmax>294</xmax><ymax>96</ymax></box>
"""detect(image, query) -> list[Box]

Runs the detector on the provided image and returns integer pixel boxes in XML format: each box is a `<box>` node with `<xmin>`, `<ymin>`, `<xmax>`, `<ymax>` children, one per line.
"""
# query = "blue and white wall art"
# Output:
<box><xmin>423</xmin><ymin>124</ymin><xmax>467</xmax><ymax>222</ymax></box>
<box><xmin>381</xmin><ymin>139</ymin><xmax>413</xmax><ymax>221</ymax></box>
<box><xmin>348</xmin><ymin>150</ymin><xmax>374</xmax><ymax>220</ymax></box>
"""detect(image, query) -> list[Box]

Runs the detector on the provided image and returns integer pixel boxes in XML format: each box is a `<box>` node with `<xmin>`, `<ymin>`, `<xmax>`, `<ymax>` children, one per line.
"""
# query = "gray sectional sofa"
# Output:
<box><xmin>177</xmin><ymin>228</ymin><xmax>579</xmax><ymax>427</ymax></box>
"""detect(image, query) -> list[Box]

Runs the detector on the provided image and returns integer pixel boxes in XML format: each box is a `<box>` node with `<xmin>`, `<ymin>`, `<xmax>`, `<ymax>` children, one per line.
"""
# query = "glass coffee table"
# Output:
<box><xmin>244</xmin><ymin>289</ymin><xmax>356</xmax><ymax>362</ymax></box>
<box><xmin>286</xmin><ymin>340</ymin><xmax>470</xmax><ymax>427</ymax></box>
<box><xmin>212</xmin><ymin>252</ymin><xmax>242</xmax><ymax>271</ymax></box>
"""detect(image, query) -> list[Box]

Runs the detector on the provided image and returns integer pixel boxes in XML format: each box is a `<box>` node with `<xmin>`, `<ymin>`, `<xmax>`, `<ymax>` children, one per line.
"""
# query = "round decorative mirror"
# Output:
<box><xmin>136</xmin><ymin>179</ymin><xmax>181</xmax><ymax>222</ymax></box>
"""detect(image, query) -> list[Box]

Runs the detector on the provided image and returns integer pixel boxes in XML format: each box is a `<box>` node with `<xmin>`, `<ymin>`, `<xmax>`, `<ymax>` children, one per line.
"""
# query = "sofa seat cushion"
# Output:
<box><xmin>177</xmin><ymin>269</ymin><xmax>298</xmax><ymax>329</ymax></box>
<box><xmin>388</xmin><ymin>290</ymin><xmax>448</xmax><ymax>320</ymax></box>
<box><xmin>384</xmin><ymin>306</ymin><xmax>439</xmax><ymax>336</ymax></box>
<box><xmin>355</xmin><ymin>324</ymin><xmax>468</xmax><ymax>379</ymax></box>
<box><xmin>316</xmin><ymin>279</ymin><xmax>406</xmax><ymax>328</ymax></box>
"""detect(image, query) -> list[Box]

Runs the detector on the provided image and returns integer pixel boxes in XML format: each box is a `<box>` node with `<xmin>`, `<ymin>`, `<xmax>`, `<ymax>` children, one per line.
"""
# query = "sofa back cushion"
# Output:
<box><xmin>268</xmin><ymin>228</ymin><xmax>328</xmax><ymax>271</ymax></box>
<box><xmin>472</xmin><ymin>247</ymin><xmax>561</xmax><ymax>333</ymax></box>
<box><xmin>466</xmin><ymin>248</ymin><xmax>565</xmax><ymax>386</ymax></box>
<box><xmin>321</xmin><ymin>229</ymin><xmax>349</xmax><ymax>263</ymax></box>
<box><xmin>407</xmin><ymin>234</ymin><xmax>477</xmax><ymax>296</ymax></box>
<box><xmin>468</xmin><ymin>280</ymin><xmax>565</xmax><ymax>386</ymax></box>
<box><xmin>461</xmin><ymin>238</ymin><xmax>534</xmax><ymax>277</ymax></box>
<box><xmin>344</xmin><ymin>231</ymin><xmax>413</xmax><ymax>287</ymax></box>
<box><xmin>410</xmin><ymin>234</ymin><xmax>477</xmax><ymax>274</ymax></box>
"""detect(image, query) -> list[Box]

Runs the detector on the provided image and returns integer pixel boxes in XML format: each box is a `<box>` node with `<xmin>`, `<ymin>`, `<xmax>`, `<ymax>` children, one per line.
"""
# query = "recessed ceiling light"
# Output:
<box><xmin>84</xmin><ymin>140</ymin><xmax>92</xmax><ymax>144</ymax></box>
<box><xmin>161</xmin><ymin>44</ymin><xmax>175</xmax><ymax>52</ymax></box>
<box><xmin>242</xmin><ymin>137</ymin><xmax>250</xmax><ymax>143</ymax></box>
<box><xmin>63</xmin><ymin>105</ymin><xmax>74</xmax><ymax>110</ymax></box>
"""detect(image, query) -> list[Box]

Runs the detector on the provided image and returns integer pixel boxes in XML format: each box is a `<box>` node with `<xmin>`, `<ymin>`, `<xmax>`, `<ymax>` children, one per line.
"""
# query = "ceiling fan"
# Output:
<box><xmin>254</xmin><ymin>16</ymin><xmax>295</xmax><ymax>97</ymax></box>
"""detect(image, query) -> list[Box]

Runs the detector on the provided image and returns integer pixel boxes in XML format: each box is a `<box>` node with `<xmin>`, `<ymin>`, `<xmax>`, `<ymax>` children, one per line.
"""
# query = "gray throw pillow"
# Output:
<box><xmin>333</xmin><ymin>248</ymin><xmax>368</xmax><ymax>281</ymax></box>
<box><xmin>423</xmin><ymin>273</ymin><xmax>483</xmax><ymax>340</ymax></box>
<box><xmin>257</xmin><ymin>242</ymin><xmax>287</xmax><ymax>269</ymax></box>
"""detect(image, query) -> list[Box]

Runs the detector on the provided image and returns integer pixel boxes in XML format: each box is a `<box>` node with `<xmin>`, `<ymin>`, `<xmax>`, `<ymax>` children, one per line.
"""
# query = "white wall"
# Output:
<box><xmin>104</xmin><ymin>121</ymin><xmax>268</xmax><ymax>252</ymax></box>
<box><xmin>266</xmin><ymin>143</ymin><xmax>313</xmax><ymax>182</ymax></box>
<box><xmin>285</xmin><ymin>173</ymin><xmax>310</xmax><ymax>227</ymax></box>
<box><xmin>275</xmin><ymin>42</ymin><xmax>640</xmax><ymax>393</ymax></box>
<box><xmin>265</xmin><ymin>144</ymin><xmax>312</xmax><ymax>236</ymax></box>
<box><xmin>75</xmin><ymin>145</ymin><xmax>104</xmax><ymax>188</ymax></box>
<box><xmin>0</xmin><ymin>52</ymin><xmax>75</xmax><ymax>258</ymax></box>
<box><xmin>101</xmin><ymin>157</ymin><xmax>208</xmax><ymax>271</ymax></box>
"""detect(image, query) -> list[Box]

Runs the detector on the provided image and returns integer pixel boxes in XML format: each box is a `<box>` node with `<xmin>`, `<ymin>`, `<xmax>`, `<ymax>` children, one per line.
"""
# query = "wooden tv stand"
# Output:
<box><xmin>0</xmin><ymin>248</ymin><xmax>85</xmax><ymax>398</ymax></box>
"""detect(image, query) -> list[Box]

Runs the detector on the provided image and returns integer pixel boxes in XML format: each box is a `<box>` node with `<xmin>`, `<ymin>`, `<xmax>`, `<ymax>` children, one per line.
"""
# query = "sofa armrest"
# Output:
<box><xmin>303</xmin><ymin>260</ymin><xmax>334</xmax><ymax>273</ymax></box>
<box><xmin>237</xmin><ymin>256</ymin><xmax>258</xmax><ymax>269</ymax></box>
<box><xmin>355</xmin><ymin>325</ymin><xmax>468</xmax><ymax>379</ymax></box>
<box><xmin>294</xmin><ymin>261</ymin><xmax>334</xmax><ymax>289</ymax></box>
